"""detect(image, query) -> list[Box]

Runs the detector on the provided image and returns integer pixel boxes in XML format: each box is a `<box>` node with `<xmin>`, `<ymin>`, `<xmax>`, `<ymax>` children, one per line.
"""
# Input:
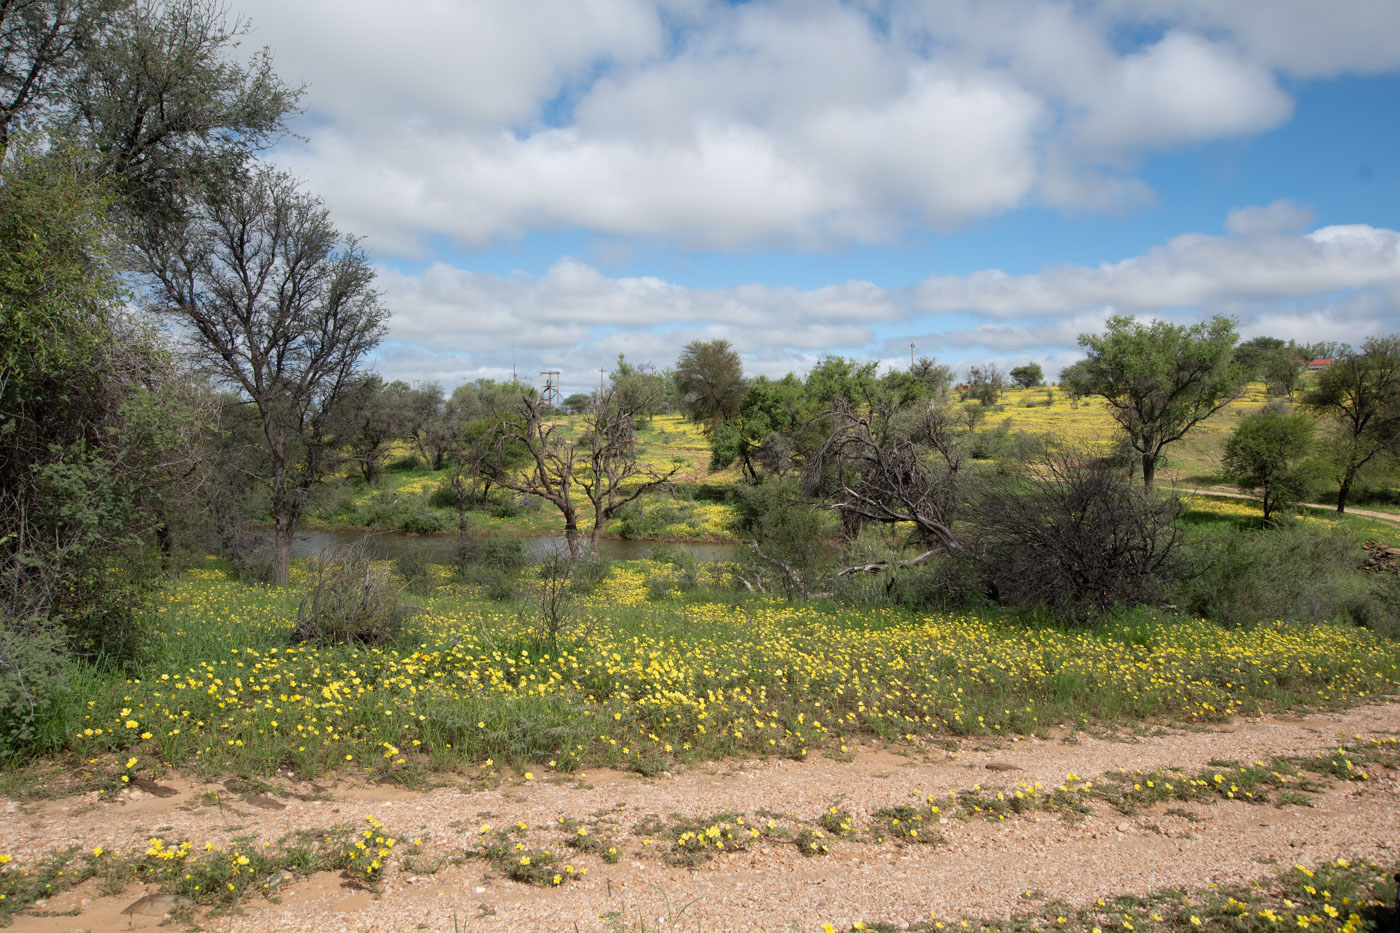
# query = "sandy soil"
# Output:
<box><xmin>5</xmin><ymin>701</ymin><xmax>1399</xmax><ymax>932</ymax></box>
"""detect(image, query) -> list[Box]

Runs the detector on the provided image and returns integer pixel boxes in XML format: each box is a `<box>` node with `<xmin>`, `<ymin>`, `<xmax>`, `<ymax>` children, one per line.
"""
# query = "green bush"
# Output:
<box><xmin>0</xmin><ymin>624</ymin><xmax>78</xmax><ymax>760</ymax></box>
<box><xmin>454</xmin><ymin>536</ymin><xmax>529</xmax><ymax>600</ymax></box>
<box><xmin>427</xmin><ymin>481</ymin><xmax>459</xmax><ymax>509</ymax></box>
<box><xmin>1171</xmin><ymin>521</ymin><xmax>1386</xmax><ymax>626</ymax></box>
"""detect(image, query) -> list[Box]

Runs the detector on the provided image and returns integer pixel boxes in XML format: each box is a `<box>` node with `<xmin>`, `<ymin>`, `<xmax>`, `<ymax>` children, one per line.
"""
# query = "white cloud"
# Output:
<box><xmin>1073</xmin><ymin>31</ymin><xmax>1292</xmax><ymax>158</ymax></box>
<box><xmin>1225</xmin><ymin>199</ymin><xmax>1318</xmax><ymax>237</ymax></box>
<box><xmin>235</xmin><ymin>0</ymin><xmax>1395</xmax><ymax>252</ymax></box>
<box><xmin>367</xmin><ymin>220</ymin><xmax>1400</xmax><ymax>388</ymax></box>
<box><xmin>912</xmin><ymin>224</ymin><xmax>1400</xmax><ymax>316</ymax></box>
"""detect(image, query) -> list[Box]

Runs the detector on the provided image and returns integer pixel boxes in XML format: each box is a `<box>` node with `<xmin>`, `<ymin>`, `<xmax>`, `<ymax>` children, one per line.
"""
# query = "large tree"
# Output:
<box><xmin>1</xmin><ymin>0</ymin><xmax>301</xmax><ymax>219</ymax></box>
<box><xmin>141</xmin><ymin>168</ymin><xmax>386</xmax><ymax>584</ymax></box>
<box><xmin>1301</xmin><ymin>337</ymin><xmax>1400</xmax><ymax>513</ymax></box>
<box><xmin>673</xmin><ymin>338</ymin><xmax>745</xmax><ymax>431</ymax></box>
<box><xmin>1070</xmin><ymin>315</ymin><xmax>1246</xmax><ymax>491</ymax></box>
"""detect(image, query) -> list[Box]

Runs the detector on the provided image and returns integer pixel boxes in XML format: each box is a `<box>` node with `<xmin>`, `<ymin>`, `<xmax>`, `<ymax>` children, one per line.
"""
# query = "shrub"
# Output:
<box><xmin>1172</xmin><ymin>521</ymin><xmax>1391</xmax><ymax>627</ymax></box>
<box><xmin>454</xmin><ymin>535</ymin><xmax>529</xmax><ymax>600</ymax></box>
<box><xmin>521</xmin><ymin>549</ymin><xmax>606</xmax><ymax>651</ymax></box>
<box><xmin>974</xmin><ymin>446</ymin><xmax>1182</xmax><ymax>621</ymax></box>
<box><xmin>0</xmin><ymin>623</ymin><xmax>74</xmax><ymax>760</ymax></box>
<box><xmin>292</xmin><ymin>541</ymin><xmax>416</xmax><ymax>646</ymax></box>
<box><xmin>731</xmin><ymin>477</ymin><xmax>834</xmax><ymax>598</ymax></box>
<box><xmin>394</xmin><ymin>549</ymin><xmax>438</xmax><ymax>595</ymax></box>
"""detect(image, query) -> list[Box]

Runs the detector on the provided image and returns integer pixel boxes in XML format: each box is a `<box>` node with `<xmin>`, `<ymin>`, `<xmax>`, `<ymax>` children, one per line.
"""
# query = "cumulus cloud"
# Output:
<box><xmin>912</xmin><ymin>224</ymin><xmax>1400</xmax><ymax>316</ymax></box>
<box><xmin>233</xmin><ymin>0</ymin><xmax>1398</xmax><ymax>253</ymax></box>
<box><xmin>368</xmin><ymin>221</ymin><xmax>1400</xmax><ymax>388</ymax></box>
<box><xmin>1225</xmin><ymin>199</ymin><xmax>1318</xmax><ymax>237</ymax></box>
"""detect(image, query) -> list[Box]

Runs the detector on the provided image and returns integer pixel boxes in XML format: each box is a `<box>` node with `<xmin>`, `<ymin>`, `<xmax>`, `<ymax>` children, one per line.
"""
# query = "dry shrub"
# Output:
<box><xmin>292</xmin><ymin>539</ymin><xmax>416</xmax><ymax>645</ymax></box>
<box><xmin>975</xmin><ymin>445</ymin><xmax>1182</xmax><ymax>620</ymax></box>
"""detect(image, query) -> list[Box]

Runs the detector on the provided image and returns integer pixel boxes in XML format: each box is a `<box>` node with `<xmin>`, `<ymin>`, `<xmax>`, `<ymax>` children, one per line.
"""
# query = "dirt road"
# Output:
<box><xmin>8</xmin><ymin>701</ymin><xmax>1400</xmax><ymax>932</ymax></box>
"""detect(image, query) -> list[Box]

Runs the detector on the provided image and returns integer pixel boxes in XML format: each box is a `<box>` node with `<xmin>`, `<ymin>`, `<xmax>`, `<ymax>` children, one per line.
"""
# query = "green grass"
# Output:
<box><xmin>7</xmin><ymin>556</ymin><xmax>1396</xmax><ymax>788</ymax></box>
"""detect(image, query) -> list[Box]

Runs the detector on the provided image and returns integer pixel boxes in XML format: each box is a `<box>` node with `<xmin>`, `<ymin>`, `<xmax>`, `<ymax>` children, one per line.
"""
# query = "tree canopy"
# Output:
<box><xmin>1071</xmin><ymin>315</ymin><xmax>1246</xmax><ymax>490</ymax></box>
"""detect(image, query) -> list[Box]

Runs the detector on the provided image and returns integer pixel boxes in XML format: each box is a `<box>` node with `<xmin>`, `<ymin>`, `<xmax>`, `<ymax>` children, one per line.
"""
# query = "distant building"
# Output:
<box><xmin>1306</xmin><ymin>359</ymin><xmax>1332</xmax><ymax>370</ymax></box>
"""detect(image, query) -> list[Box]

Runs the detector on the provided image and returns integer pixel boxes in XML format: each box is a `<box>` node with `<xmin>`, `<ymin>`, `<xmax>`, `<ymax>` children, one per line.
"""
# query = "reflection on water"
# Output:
<box><xmin>254</xmin><ymin>527</ymin><xmax>735</xmax><ymax>564</ymax></box>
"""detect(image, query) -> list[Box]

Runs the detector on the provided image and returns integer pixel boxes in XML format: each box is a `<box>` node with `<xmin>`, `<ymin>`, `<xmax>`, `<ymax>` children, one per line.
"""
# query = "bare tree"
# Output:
<box><xmin>811</xmin><ymin>403</ymin><xmax>967</xmax><ymax>563</ymax></box>
<box><xmin>478</xmin><ymin>389</ymin><xmax>680</xmax><ymax>556</ymax></box>
<box><xmin>140</xmin><ymin>168</ymin><xmax>386</xmax><ymax>584</ymax></box>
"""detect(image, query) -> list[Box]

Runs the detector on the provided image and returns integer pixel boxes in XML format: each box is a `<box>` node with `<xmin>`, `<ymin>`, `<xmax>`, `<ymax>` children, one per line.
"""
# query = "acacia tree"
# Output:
<box><xmin>141</xmin><ymin>168</ymin><xmax>386</xmax><ymax>584</ymax></box>
<box><xmin>478</xmin><ymin>389</ymin><xmax>679</xmax><ymax>556</ymax></box>
<box><xmin>1222</xmin><ymin>404</ymin><xmax>1316</xmax><ymax>524</ymax></box>
<box><xmin>1301</xmin><ymin>337</ymin><xmax>1400</xmax><ymax>513</ymax></box>
<box><xmin>1070</xmin><ymin>315</ymin><xmax>1245</xmax><ymax>491</ymax></box>
<box><xmin>1</xmin><ymin>0</ymin><xmax>301</xmax><ymax>218</ymax></box>
<box><xmin>674</xmin><ymin>338</ymin><xmax>745</xmax><ymax>431</ymax></box>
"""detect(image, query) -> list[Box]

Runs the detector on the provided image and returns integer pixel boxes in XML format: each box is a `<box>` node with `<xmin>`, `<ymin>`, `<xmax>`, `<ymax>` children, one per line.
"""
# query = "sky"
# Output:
<box><xmin>237</xmin><ymin>0</ymin><xmax>1400</xmax><ymax>395</ymax></box>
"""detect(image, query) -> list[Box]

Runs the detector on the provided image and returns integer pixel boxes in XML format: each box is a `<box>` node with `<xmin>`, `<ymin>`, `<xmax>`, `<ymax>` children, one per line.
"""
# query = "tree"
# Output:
<box><xmin>344</xmin><ymin>377</ymin><xmax>413</xmax><ymax>484</ymax></box>
<box><xmin>963</xmin><ymin>364</ymin><xmax>1007</xmax><ymax>405</ymax></box>
<box><xmin>1261</xmin><ymin>344</ymin><xmax>1306</xmax><ymax>400</ymax></box>
<box><xmin>562</xmin><ymin>392</ymin><xmax>592</xmax><ymax>415</ymax></box>
<box><xmin>0</xmin><ymin>0</ymin><xmax>123</xmax><ymax>159</ymax></box>
<box><xmin>1301</xmin><ymin>337</ymin><xmax>1400</xmax><ymax>513</ymax></box>
<box><xmin>1009</xmin><ymin>363</ymin><xmax>1043</xmax><ymax>389</ymax></box>
<box><xmin>1</xmin><ymin>0</ymin><xmax>301</xmax><ymax>220</ymax></box>
<box><xmin>478</xmin><ymin>389</ymin><xmax>680</xmax><ymax>556</ymax></box>
<box><xmin>1234</xmin><ymin>336</ymin><xmax>1286</xmax><ymax>377</ymax></box>
<box><xmin>140</xmin><ymin>168</ymin><xmax>387</xmax><ymax>584</ymax></box>
<box><xmin>608</xmin><ymin>354</ymin><xmax>664</xmax><ymax>425</ymax></box>
<box><xmin>1075</xmin><ymin>315</ymin><xmax>1246</xmax><ymax>491</ymax></box>
<box><xmin>0</xmin><ymin>137</ymin><xmax>186</xmax><ymax>660</ymax></box>
<box><xmin>674</xmin><ymin>338</ymin><xmax>745</xmax><ymax>431</ymax></box>
<box><xmin>910</xmin><ymin>356</ymin><xmax>954</xmax><ymax>398</ymax></box>
<box><xmin>1221</xmin><ymin>404</ymin><xmax>1317</xmax><ymax>524</ymax></box>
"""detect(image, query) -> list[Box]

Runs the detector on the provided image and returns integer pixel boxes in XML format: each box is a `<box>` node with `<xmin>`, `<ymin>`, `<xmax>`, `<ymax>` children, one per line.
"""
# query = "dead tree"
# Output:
<box><xmin>810</xmin><ymin>403</ymin><xmax>967</xmax><ymax>569</ymax></box>
<box><xmin>477</xmin><ymin>390</ymin><xmax>679</xmax><ymax>557</ymax></box>
<box><xmin>577</xmin><ymin>395</ymin><xmax>681</xmax><ymax>548</ymax></box>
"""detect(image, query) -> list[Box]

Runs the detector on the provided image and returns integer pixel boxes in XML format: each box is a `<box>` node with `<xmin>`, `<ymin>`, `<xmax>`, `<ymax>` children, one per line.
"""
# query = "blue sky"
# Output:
<box><xmin>237</xmin><ymin>0</ymin><xmax>1400</xmax><ymax>394</ymax></box>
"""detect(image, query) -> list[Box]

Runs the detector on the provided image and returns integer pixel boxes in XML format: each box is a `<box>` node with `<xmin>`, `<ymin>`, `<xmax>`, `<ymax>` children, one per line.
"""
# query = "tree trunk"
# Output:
<box><xmin>273</xmin><ymin>514</ymin><xmax>292</xmax><ymax>585</ymax></box>
<box><xmin>1141</xmin><ymin>452</ymin><xmax>1157</xmax><ymax>492</ymax></box>
<box><xmin>1337</xmin><ymin>476</ymin><xmax>1351</xmax><ymax>514</ymax></box>
<box><xmin>563</xmin><ymin>523</ymin><xmax>580</xmax><ymax>559</ymax></box>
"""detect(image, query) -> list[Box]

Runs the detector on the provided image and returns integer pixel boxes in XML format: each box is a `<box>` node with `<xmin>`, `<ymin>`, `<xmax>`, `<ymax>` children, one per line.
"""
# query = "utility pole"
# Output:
<box><xmin>911</xmin><ymin>342</ymin><xmax>915</xmax><ymax>370</ymax></box>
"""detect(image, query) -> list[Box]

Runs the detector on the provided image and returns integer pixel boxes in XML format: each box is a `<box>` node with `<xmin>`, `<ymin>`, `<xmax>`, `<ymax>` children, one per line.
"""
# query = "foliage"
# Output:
<box><xmin>1009</xmin><ymin>362</ymin><xmax>1043</xmax><ymax>388</ymax></box>
<box><xmin>1172</xmin><ymin>519</ymin><xmax>1395</xmax><ymax>628</ymax></box>
<box><xmin>974</xmin><ymin>446</ymin><xmax>1183</xmax><ymax>620</ymax></box>
<box><xmin>1222</xmin><ymin>404</ymin><xmax>1318</xmax><ymax>524</ymax></box>
<box><xmin>141</xmin><ymin>167</ymin><xmax>388</xmax><ymax>583</ymax></box>
<box><xmin>673</xmin><ymin>338</ymin><xmax>746</xmax><ymax>431</ymax></box>
<box><xmin>0</xmin><ymin>138</ymin><xmax>180</xmax><ymax>661</ymax></box>
<box><xmin>0</xmin><ymin>623</ymin><xmax>75</xmax><ymax>760</ymax></box>
<box><xmin>732</xmin><ymin>477</ymin><xmax>834</xmax><ymax>598</ymax></box>
<box><xmin>964</xmin><ymin>363</ymin><xmax>1007</xmax><ymax>404</ymax></box>
<box><xmin>1071</xmin><ymin>314</ymin><xmax>1246</xmax><ymax>489</ymax></box>
<box><xmin>292</xmin><ymin>541</ymin><xmax>416</xmax><ymax>646</ymax></box>
<box><xmin>1301</xmin><ymin>336</ymin><xmax>1400</xmax><ymax>513</ymax></box>
<box><xmin>609</xmin><ymin>354</ymin><xmax>666</xmax><ymax>425</ymax></box>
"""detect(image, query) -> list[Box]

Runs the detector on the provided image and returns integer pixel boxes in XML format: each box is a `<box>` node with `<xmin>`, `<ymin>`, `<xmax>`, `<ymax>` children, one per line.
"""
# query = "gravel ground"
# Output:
<box><xmin>6</xmin><ymin>700</ymin><xmax>1399</xmax><ymax>932</ymax></box>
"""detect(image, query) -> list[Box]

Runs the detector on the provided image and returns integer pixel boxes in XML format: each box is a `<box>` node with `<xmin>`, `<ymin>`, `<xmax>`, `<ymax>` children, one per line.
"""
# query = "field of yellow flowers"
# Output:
<box><xmin>53</xmin><ymin>558</ymin><xmax>1400</xmax><ymax>782</ymax></box>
